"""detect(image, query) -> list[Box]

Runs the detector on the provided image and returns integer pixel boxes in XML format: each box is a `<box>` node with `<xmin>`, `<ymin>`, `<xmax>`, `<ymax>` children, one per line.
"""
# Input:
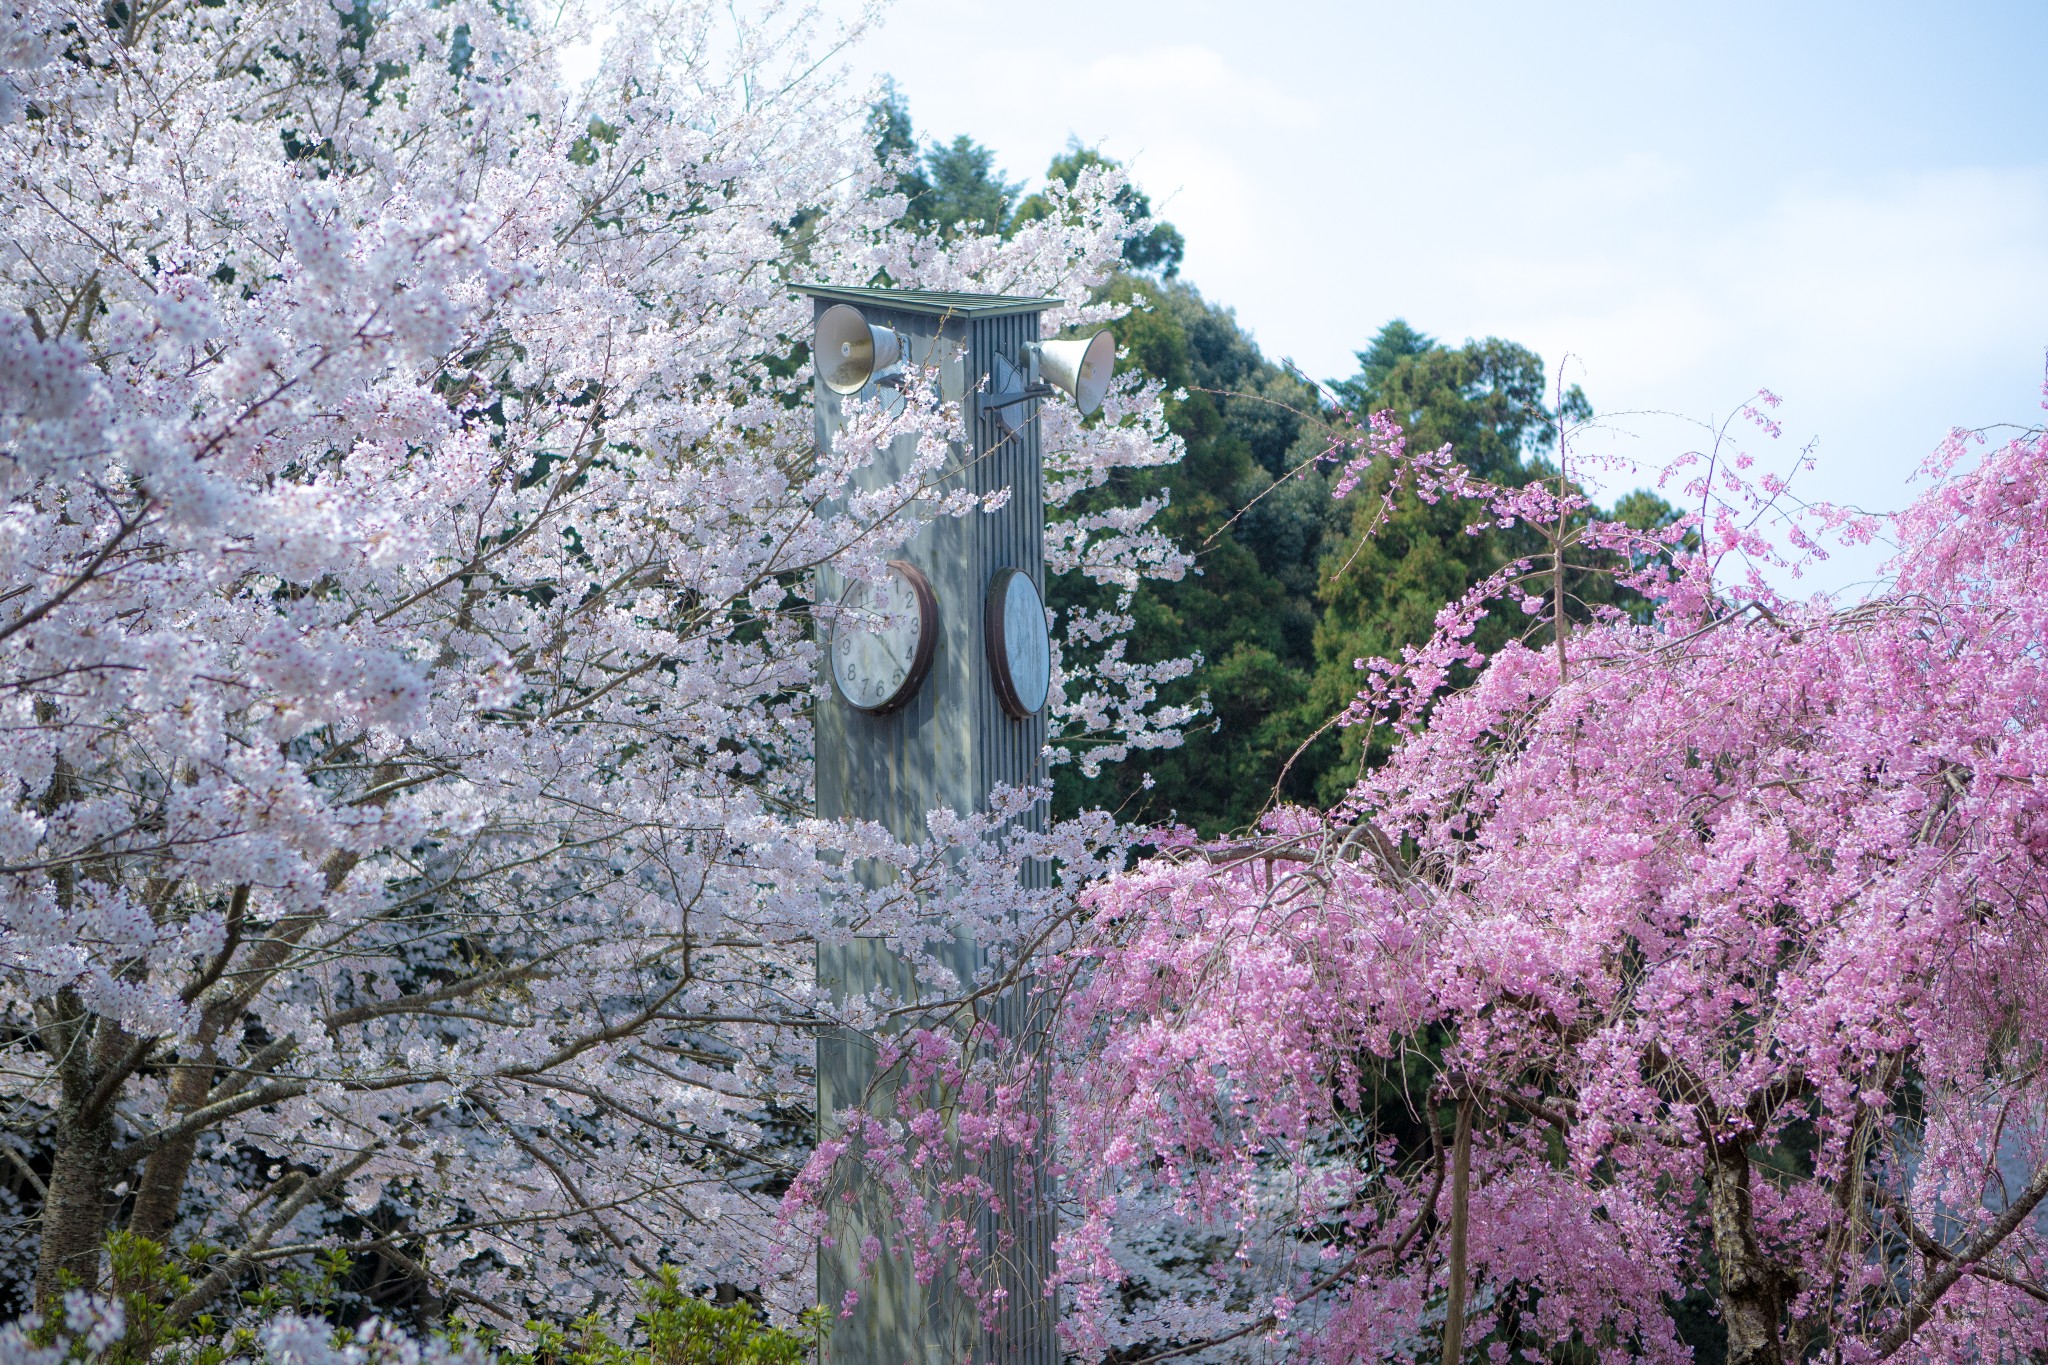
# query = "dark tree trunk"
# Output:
<box><xmin>1440</xmin><ymin>1095</ymin><xmax>1473</xmax><ymax>1365</ymax></box>
<box><xmin>1706</xmin><ymin>1137</ymin><xmax>1789</xmax><ymax>1365</ymax></box>
<box><xmin>34</xmin><ymin>1003</ymin><xmax>120</xmax><ymax>1309</ymax></box>
<box><xmin>31</xmin><ymin>734</ymin><xmax>124</xmax><ymax>1306</ymax></box>
<box><xmin>129</xmin><ymin>1049</ymin><xmax>214</xmax><ymax>1241</ymax></box>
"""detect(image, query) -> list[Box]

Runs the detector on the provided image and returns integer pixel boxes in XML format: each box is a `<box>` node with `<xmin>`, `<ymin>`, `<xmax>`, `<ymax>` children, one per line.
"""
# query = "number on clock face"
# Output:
<box><xmin>829</xmin><ymin>560</ymin><xmax>936</xmax><ymax>714</ymax></box>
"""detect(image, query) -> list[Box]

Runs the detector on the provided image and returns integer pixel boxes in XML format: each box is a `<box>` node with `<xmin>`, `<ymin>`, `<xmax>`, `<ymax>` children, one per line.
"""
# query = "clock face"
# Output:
<box><xmin>829</xmin><ymin>560</ymin><xmax>936</xmax><ymax>714</ymax></box>
<box><xmin>984</xmin><ymin>568</ymin><xmax>1050</xmax><ymax>719</ymax></box>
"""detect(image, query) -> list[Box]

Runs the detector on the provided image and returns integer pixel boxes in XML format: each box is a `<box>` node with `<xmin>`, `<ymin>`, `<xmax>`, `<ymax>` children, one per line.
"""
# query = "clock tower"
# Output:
<box><xmin>801</xmin><ymin>284</ymin><xmax>1087</xmax><ymax>1365</ymax></box>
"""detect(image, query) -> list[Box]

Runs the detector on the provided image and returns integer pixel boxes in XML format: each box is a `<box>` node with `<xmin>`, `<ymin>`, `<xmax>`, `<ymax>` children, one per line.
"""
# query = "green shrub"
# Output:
<box><xmin>14</xmin><ymin>1238</ymin><xmax>816</xmax><ymax>1365</ymax></box>
<box><xmin>485</xmin><ymin>1269</ymin><xmax>817</xmax><ymax>1365</ymax></box>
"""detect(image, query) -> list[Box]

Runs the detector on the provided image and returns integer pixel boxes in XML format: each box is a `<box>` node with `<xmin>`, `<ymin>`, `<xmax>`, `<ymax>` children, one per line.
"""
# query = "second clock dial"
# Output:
<box><xmin>985</xmin><ymin>567</ymin><xmax>1050</xmax><ymax>719</ymax></box>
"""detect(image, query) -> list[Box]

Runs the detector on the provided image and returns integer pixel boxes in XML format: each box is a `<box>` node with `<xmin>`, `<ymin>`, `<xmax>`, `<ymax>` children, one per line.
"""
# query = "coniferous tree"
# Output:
<box><xmin>1306</xmin><ymin>326</ymin><xmax>1591</xmax><ymax>797</ymax></box>
<box><xmin>918</xmin><ymin>136</ymin><xmax>1020</xmax><ymax>239</ymax></box>
<box><xmin>1013</xmin><ymin>146</ymin><xmax>1185</xmax><ymax>277</ymax></box>
<box><xmin>1046</xmin><ymin>278</ymin><xmax>1328</xmax><ymax>834</ymax></box>
<box><xmin>867</xmin><ymin>79</ymin><xmax>934</xmax><ymax>221</ymax></box>
<box><xmin>867</xmin><ymin>85</ymin><xmax>1020</xmax><ymax>241</ymax></box>
<box><xmin>862</xmin><ymin>96</ymin><xmax>1677</xmax><ymax>833</ymax></box>
<box><xmin>1304</xmin><ymin>325</ymin><xmax>1690</xmax><ymax>801</ymax></box>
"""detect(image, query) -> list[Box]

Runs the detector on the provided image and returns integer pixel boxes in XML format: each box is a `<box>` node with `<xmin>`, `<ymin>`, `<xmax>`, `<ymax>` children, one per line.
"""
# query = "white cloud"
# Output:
<box><xmin>1058</xmin><ymin>45</ymin><xmax>1319</xmax><ymax>132</ymax></box>
<box><xmin>1486</xmin><ymin>163</ymin><xmax>2048</xmax><ymax>408</ymax></box>
<box><xmin>817</xmin><ymin>0</ymin><xmax>2048</xmax><ymax>596</ymax></box>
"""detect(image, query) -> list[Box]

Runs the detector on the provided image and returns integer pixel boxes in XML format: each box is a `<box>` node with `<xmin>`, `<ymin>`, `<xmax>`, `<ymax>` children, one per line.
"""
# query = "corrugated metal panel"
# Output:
<box><xmin>813</xmin><ymin>292</ymin><xmax>1054</xmax><ymax>1365</ymax></box>
<box><xmin>967</xmin><ymin>308</ymin><xmax>1055</xmax><ymax>1365</ymax></box>
<box><xmin>795</xmin><ymin>282</ymin><xmax>1056</xmax><ymax>318</ymax></box>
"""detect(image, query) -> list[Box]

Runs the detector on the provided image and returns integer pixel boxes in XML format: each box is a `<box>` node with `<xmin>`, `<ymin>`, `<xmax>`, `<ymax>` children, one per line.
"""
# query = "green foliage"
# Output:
<box><xmin>566</xmin><ymin>118</ymin><xmax>620</xmax><ymax>168</ymax></box>
<box><xmin>488</xmin><ymin>1272</ymin><xmax>819</xmax><ymax>1365</ymax></box>
<box><xmin>32</xmin><ymin>1233</ymin><xmax>203</xmax><ymax>1365</ymax></box>
<box><xmin>27</xmin><ymin>1231</ymin><xmax>339</xmax><ymax>1365</ymax></box>
<box><xmin>868</xmin><ymin>83</ymin><xmax>1016</xmax><ymax>241</ymax></box>
<box><xmin>1048</xmin><ymin>276</ymin><xmax>1335</xmax><ymax>834</ymax></box>
<box><xmin>1306</xmin><ymin>324</ymin><xmax>1669</xmax><ymax>802</ymax></box>
<box><xmin>867</xmin><ymin>90</ymin><xmax>1180</xmax><ymax>272</ymax></box>
<box><xmin>865</xmin><ymin>80</ymin><xmax>924</xmax><ymax>208</ymax></box>
<box><xmin>917</xmin><ymin>136</ymin><xmax>1019</xmax><ymax>241</ymax></box>
<box><xmin>23</xmin><ymin>1238</ymin><xmax>815</xmax><ymax>1365</ymax></box>
<box><xmin>1053</xmin><ymin>309</ymin><xmax>1679</xmax><ymax>829</ymax></box>
<box><xmin>1339</xmin><ymin>317</ymin><xmax>1435</xmax><ymax>398</ymax></box>
<box><xmin>1338</xmin><ymin>323</ymin><xmax>1588</xmax><ymax>477</ymax></box>
<box><xmin>1306</xmin><ymin>327</ymin><xmax>1567</xmax><ymax>797</ymax></box>
<box><xmin>1012</xmin><ymin>146</ymin><xmax>1184</xmax><ymax>277</ymax></box>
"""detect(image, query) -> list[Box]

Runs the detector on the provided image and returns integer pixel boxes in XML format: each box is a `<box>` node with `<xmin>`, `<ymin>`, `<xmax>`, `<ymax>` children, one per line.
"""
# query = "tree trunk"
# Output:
<box><xmin>32</xmin><ymin>733</ymin><xmax>123</xmax><ymax>1306</ymax></box>
<box><xmin>1706</xmin><ymin>1137</ymin><xmax>1788</xmax><ymax>1365</ymax></box>
<box><xmin>129</xmin><ymin>1047</ymin><xmax>215</xmax><ymax>1241</ymax></box>
<box><xmin>1440</xmin><ymin>1095</ymin><xmax>1474</xmax><ymax>1365</ymax></box>
<box><xmin>35</xmin><ymin>1008</ymin><xmax>120</xmax><ymax>1309</ymax></box>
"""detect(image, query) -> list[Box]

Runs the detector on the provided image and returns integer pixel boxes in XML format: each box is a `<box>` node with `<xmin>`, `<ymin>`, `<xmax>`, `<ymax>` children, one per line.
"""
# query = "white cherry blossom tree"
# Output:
<box><xmin>0</xmin><ymin>0</ymin><xmax>1183</xmax><ymax>1325</ymax></box>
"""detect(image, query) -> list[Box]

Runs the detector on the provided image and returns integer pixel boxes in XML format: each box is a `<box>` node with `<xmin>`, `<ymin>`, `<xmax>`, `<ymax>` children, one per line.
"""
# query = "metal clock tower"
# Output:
<box><xmin>801</xmin><ymin>284</ymin><xmax>1109</xmax><ymax>1365</ymax></box>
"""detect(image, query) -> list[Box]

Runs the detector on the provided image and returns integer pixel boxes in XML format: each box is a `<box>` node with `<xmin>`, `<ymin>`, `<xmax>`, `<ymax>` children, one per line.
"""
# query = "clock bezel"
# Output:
<box><xmin>829</xmin><ymin>559</ymin><xmax>938</xmax><ymax>716</ymax></box>
<box><xmin>983</xmin><ymin>566</ymin><xmax>1051</xmax><ymax>720</ymax></box>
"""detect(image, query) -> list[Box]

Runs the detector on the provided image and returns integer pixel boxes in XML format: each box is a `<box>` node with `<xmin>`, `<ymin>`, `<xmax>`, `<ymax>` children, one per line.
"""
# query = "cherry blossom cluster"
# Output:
<box><xmin>1037</xmin><ymin>403</ymin><xmax>2048</xmax><ymax>1361</ymax></box>
<box><xmin>797</xmin><ymin>389</ymin><xmax>2048</xmax><ymax>1360</ymax></box>
<box><xmin>0</xmin><ymin>0</ymin><xmax>1184</xmax><ymax>1326</ymax></box>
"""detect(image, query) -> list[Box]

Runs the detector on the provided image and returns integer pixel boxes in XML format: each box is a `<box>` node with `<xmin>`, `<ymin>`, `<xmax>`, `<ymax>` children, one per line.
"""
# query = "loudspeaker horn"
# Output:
<box><xmin>815</xmin><ymin>304</ymin><xmax>903</xmax><ymax>395</ymax></box>
<box><xmin>1029</xmin><ymin>330</ymin><xmax>1116</xmax><ymax>416</ymax></box>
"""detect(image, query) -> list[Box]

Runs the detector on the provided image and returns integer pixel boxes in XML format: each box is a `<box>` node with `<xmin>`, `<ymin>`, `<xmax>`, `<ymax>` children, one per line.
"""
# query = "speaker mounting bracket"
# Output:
<box><xmin>983</xmin><ymin>352</ymin><xmax>1051</xmax><ymax>431</ymax></box>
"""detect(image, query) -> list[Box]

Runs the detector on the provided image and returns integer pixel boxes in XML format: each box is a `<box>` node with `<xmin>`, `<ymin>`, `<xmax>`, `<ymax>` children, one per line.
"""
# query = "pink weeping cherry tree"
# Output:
<box><xmin>1053</xmin><ymin>402</ymin><xmax>2048</xmax><ymax>1363</ymax></box>
<box><xmin>800</xmin><ymin>395</ymin><xmax>2048</xmax><ymax>1362</ymax></box>
<box><xmin>0</xmin><ymin>0</ymin><xmax>1195</xmax><ymax>1328</ymax></box>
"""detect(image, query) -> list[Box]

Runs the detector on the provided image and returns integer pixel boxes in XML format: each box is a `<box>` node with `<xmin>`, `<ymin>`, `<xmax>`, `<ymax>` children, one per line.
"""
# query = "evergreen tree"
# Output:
<box><xmin>859</xmin><ymin>95</ymin><xmax>1676</xmax><ymax>833</ymax></box>
<box><xmin>1013</xmin><ymin>146</ymin><xmax>1185</xmax><ymax>277</ymax></box>
<box><xmin>1307</xmin><ymin>325</ymin><xmax>1677</xmax><ymax>804</ymax></box>
<box><xmin>867</xmin><ymin>91</ymin><xmax>1183</xmax><ymax>269</ymax></box>
<box><xmin>1047</xmin><ymin>279</ymin><xmax>1333</xmax><ymax>834</ymax></box>
<box><xmin>1339</xmin><ymin>317</ymin><xmax>1435</xmax><ymax>397</ymax></box>
<box><xmin>867</xmin><ymin>79</ymin><xmax>933</xmax><ymax>220</ymax></box>
<box><xmin>919</xmin><ymin>136</ymin><xmax>1020</xmax><ymax>239</ymax></box>
<box><xmin>867</xmin><ymin>83</ymin><xmax>1017</xmax><ymax>239</ymax></box>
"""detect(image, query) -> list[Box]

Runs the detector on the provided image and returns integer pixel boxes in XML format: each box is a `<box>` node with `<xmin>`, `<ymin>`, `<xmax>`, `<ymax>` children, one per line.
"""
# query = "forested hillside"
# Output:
<box><xmin>873</xmin><ymin>92</ymin><xmax>1676</xmax><ymax>833</ymax></box>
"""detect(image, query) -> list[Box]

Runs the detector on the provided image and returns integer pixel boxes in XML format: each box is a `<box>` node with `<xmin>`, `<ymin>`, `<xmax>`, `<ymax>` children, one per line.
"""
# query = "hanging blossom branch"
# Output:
<box><xmin>789</xmin><ymin>376</ymin><xmax>2048</xmax><ymax>1363</ymax></box>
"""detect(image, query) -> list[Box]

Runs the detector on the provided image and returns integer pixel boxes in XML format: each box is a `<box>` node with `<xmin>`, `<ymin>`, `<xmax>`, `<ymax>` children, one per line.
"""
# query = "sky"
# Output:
<box><xmin>825</xmin><ymin>0</ymin><xmax>2048</xmax><ymax>597</ymax></box>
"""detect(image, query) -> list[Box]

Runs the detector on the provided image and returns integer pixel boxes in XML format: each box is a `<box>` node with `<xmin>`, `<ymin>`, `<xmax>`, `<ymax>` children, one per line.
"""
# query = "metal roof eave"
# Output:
<box><xmin>792</xmin><ymin>283</ymin><xmax>1058</xmax><ymax>319</ymax></box>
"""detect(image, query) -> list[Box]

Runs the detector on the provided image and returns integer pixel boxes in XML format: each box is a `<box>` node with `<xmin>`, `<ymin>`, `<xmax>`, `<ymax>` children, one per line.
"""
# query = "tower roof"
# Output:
<box><xmin>793</xmin><ymin>283</ymin><xmax>1055</xmax><ymax>319</ymax></box>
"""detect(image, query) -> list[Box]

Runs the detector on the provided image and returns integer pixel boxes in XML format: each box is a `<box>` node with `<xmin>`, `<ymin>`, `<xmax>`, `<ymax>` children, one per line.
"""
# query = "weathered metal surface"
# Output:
<box><xmin>803</xmin><ymin>286</ymin><xmax>1055</xmax><ymax>1365</ymax></box>
<box><xmin>795</xmin><ymin>282</ymin><xmax>1057</xmax><ymax>319</ymax></box>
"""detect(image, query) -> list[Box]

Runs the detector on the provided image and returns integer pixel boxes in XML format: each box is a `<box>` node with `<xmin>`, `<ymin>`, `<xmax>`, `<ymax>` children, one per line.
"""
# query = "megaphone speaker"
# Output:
<box><xmin>815</xmin><ymin>304</ymin><xmax>903</xmax><ymax>395</ymax></box>
<box><xmin>1029</xmin><ymin>330</ymin><xmax>1116</xmax><ymax>417</ymax></box>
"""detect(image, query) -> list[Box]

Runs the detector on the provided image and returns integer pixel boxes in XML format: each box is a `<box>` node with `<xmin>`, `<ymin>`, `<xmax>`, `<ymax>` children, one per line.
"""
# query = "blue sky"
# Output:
<box><xmin>837</xmin><ymin>0</ymin><xmax>2048</xmax><ymax>596</ymax></box>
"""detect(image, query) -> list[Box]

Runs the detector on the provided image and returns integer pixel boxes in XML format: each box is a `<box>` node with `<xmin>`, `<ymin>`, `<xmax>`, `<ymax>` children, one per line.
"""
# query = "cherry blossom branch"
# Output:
<box><xmin>1875</xmin><ymin>1161</ymin><xmax>2048</xmax><ymax>1356</ymax></box>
